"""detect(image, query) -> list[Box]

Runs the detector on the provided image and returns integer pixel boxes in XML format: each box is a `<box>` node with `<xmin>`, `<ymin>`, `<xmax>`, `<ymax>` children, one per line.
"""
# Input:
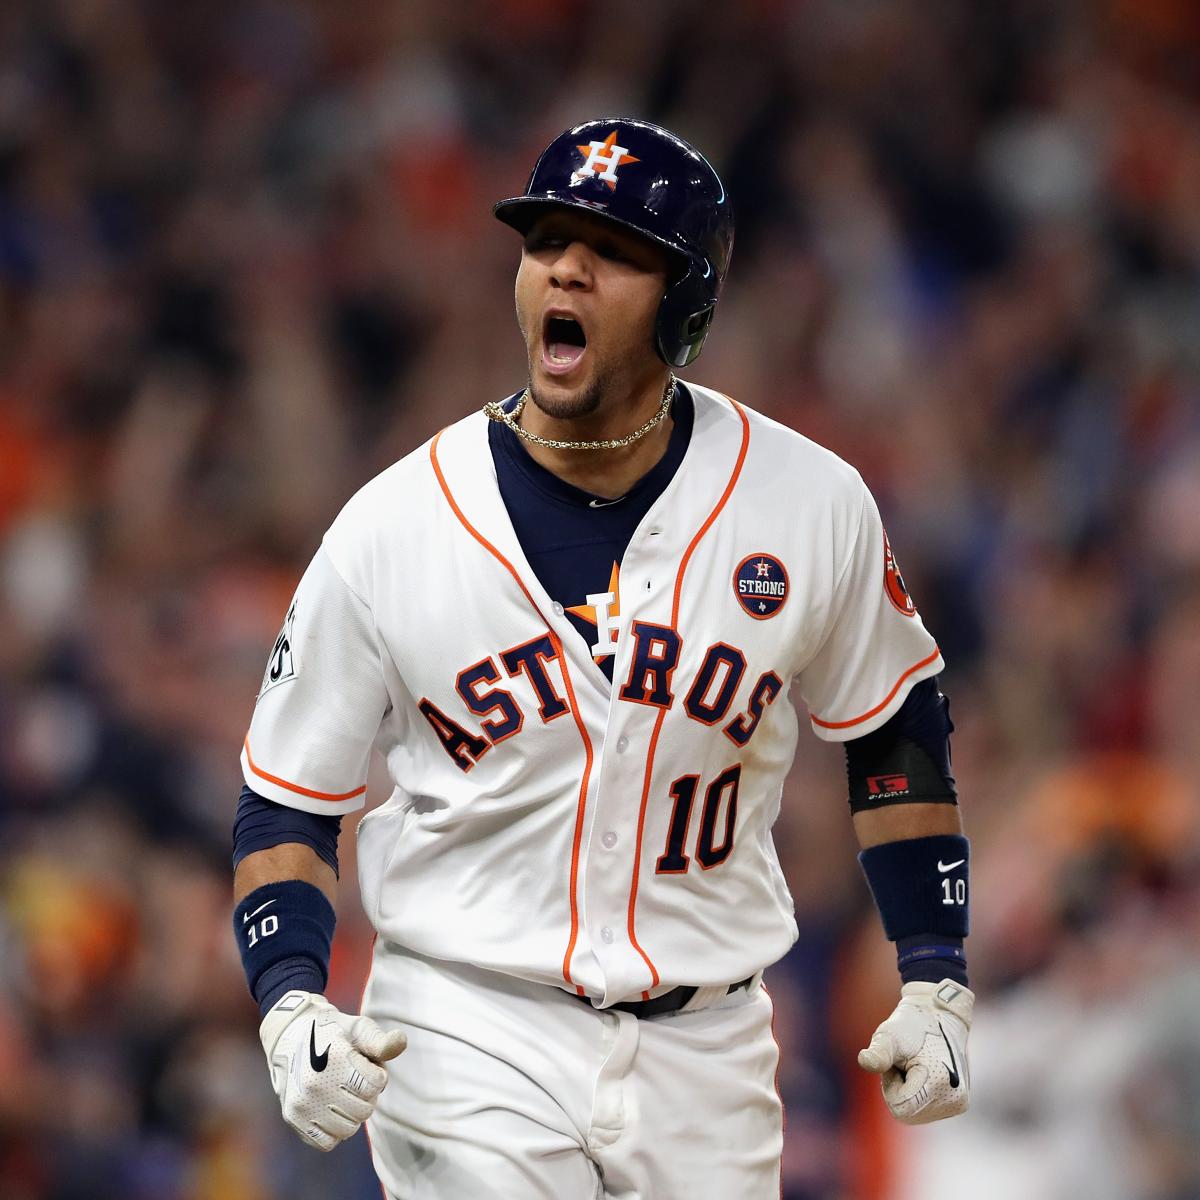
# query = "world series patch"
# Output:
<box><xmin>733</xmin><ymin>553</ymin><xmax>789</xmax><ymax>619</ymax></box>
<box><xmin>259</xmin><ymin>599</ymin><xmax>297</xmax><ymax>697</ymax></box>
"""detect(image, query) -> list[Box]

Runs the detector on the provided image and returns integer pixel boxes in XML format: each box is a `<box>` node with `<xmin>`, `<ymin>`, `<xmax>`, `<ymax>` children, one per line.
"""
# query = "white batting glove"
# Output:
<box><xmin>259</xmin><ymin>990</ymin><xmax>407</xmax><ymax>1151</ymax></box>
<box><xmin>857</xmin><ymin>979</ymin><xmax>973</xmax><ymax>1124</ymax></box>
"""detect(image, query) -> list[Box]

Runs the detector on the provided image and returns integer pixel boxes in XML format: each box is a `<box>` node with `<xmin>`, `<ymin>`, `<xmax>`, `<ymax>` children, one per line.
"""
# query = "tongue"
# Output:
<box><xmin>548</xmin><ymin>341</ymin><xmax>585</xmax><ymax>366</ymax></box>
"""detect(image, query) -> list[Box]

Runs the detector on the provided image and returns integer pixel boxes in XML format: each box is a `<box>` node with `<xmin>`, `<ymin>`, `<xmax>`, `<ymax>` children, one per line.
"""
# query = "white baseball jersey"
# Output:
<box><xmin>242</xmin><ymin>384</ymin><xmax>943</xmax><ymax>1006</ymax></box>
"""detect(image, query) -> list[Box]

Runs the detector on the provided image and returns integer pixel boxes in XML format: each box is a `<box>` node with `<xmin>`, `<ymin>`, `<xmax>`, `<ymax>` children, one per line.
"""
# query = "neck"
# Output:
<box><xmin>518</xmin><ymin>372</ymin><xmax>675</xmax><ymax>498</ymax></box>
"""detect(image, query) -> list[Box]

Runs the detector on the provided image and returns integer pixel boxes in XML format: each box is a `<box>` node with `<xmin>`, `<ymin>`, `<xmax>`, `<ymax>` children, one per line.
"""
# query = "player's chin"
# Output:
<box><xmin>529</xmin><ymin>348</ymin><xmax>599</xmax><ymax>414</ymax></box>
<box><xmin>529</xmin><ymin>374</ymin><xmax>604</xmax><ymax>423</ymax></box>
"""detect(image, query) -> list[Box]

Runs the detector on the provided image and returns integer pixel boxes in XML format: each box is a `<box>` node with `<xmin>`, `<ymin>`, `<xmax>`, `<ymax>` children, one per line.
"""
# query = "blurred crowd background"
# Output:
<box><xmin>2</xmin><ymin>1</ymin><xmax>1199</xmax><ymax>1197</ymax></box>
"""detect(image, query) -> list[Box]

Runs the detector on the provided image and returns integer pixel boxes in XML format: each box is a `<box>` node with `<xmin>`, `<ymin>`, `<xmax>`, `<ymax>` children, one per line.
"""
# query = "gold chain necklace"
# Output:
<box><xmin>483</xmin><ymin>375</ymin><xmax>676</xmax><ymax>452</ymax></box>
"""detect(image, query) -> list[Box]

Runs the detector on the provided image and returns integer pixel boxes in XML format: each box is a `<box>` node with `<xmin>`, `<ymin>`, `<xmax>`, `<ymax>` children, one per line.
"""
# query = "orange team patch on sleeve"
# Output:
<box><xmin>882</xmin><ymin>527</ymin><xmax>917</xmax><ymax>617</ymax></box>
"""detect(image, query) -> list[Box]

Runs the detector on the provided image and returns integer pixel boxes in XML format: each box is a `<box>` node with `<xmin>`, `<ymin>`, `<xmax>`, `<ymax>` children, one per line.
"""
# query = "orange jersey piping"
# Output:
<box><xmin>243</xmin><ymin>736</ymin><xmax>367</xmax><ymax>802</ymax></box>
<box><xmin>429</xmin><ymin>429</ymin><xmax>593</xmax><ymax>995</ymax></box>
<box><xmin>625</xmin><ymin>397</ymin><xmax>752</xmax><ymax>995</ymax></box>
<box><xmin>809</xmin><ymin>645</ymin><xmax>942</xmax><ymax>730</ymax></box>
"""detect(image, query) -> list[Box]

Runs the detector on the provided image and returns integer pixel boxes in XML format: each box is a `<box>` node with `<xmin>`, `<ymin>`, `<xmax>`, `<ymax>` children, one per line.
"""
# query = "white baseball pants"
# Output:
<box><xmin>361</xmin><ymin>942</ymin><xmax>783</xmax><ymax>1199</ymax></box>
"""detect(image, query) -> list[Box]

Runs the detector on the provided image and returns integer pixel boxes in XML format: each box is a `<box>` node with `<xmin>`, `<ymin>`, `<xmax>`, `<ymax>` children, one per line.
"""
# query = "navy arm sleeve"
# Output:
<box><xmin>231</xmin><ymin>785</ymin><xmax>343</xmax><ymax>877</ymax></box>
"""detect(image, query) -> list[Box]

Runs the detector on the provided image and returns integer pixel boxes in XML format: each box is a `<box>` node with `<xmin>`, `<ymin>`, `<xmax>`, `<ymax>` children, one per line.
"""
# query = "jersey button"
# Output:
<box><xmin>616</xmin><ymin>736</ymin><xmax>629</xmax><ymax>753</ymax></box>
<box><xmin>600</xmin><ymin>926</ymin><xmax>615</xmax><ymax>944</ymax></box>
<box><xmin>552</xmin><ymin>601</ymin><xmax>565</xmax><ymax>616</ymax></box>
<box><xmin>602</xmin><ymin>831</ymin><xmax>618</xmax><ymax>849</ymax></box>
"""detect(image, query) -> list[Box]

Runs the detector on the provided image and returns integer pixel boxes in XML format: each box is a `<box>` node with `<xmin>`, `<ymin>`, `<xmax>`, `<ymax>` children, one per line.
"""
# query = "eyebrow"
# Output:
<box><xmin>527</xmin><ymin>217</ymin><xmax>668</xmax><ymax>273</ymax></box>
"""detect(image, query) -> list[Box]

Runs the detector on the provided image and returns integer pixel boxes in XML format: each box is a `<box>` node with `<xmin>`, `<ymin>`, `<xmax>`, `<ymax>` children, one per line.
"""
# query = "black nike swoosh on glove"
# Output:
<box><xmin>309</xmin><ymin>1021</ymin><xmax>330</xmax><ymax>1072</ymax></box>
<box><xmin>937</xmin><ymin>1019</ymin><xmax>960</xmax><ymax>1088</ymax></box>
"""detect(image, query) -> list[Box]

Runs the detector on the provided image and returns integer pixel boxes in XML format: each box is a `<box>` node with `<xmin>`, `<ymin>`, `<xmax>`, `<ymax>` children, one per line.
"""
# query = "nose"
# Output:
<box><xmin>548</xmin><ymin>240</ymin><xmax>594</xmax><ymax>291</ymax></box>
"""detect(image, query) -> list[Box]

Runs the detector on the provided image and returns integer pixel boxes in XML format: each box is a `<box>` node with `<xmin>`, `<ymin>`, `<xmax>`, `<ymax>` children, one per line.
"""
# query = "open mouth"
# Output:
<box><xmin>543</xmin><ymin>314</ymin><xmax>587</xmax><ymax>371</ymax></box>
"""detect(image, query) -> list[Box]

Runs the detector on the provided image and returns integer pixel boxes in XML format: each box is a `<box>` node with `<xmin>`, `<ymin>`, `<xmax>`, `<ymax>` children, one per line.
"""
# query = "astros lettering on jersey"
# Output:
<box><xmin>241</xmin><ymin>383</ymin><xmax>943</xmax><ymax>1007</ymax></box>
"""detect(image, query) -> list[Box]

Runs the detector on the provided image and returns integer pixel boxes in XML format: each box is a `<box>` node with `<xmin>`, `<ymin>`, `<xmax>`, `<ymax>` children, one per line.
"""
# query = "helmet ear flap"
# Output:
<box><xmin>495</xmin><ymin>118</ymin><xmax>734</xmax><ymax>367</ymax></box>
<box><xmin>685</xmin><ymin>308</ymin><xmax>715</xmax><ymax>340</ymax></box>
<box><xmin>656</xmin><ymin>269</ymin><xmax>718</xmax><ymax>367</ymax></box>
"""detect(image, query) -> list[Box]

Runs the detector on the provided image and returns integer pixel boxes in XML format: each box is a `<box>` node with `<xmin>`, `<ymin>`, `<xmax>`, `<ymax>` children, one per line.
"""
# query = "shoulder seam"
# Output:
<box><xmin>317</xmin><ymin>538</ymin><xmax>374</xmax><ymax>613</ymax></box>
<box><xmin>835</xmin><ymin>483</ymin><xmax>870</xmax><ymax>598</ymax></box>
<box><xmin>799</xmin><ymin>483</ymin><xmax>870</xmax><ymax>678</ymax></box>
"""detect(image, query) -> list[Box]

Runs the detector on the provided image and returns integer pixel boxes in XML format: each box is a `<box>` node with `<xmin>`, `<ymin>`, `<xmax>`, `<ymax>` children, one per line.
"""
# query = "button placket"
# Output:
<box><xmin>581</xmin><ymin>520</ymin><xmax>678</xmax><ymax>1000</ymax></box>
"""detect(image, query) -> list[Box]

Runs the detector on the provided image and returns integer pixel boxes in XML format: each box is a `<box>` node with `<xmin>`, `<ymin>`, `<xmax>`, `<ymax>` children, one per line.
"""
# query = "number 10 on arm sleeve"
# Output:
<box><xmin>241</xmin><ymin>547</ymin><xmax>388</xmax><ymax>816</ymax></box>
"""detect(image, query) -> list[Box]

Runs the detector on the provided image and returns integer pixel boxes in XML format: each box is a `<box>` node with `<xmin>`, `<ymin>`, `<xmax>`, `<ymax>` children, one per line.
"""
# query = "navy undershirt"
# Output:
<box><xmin>488</xmin><ymin>385</ymin><xmax>694</xmax><ymax>682</ymax></box>
<box><xmin>232</xmin><ymin>381</ymin><xmax>964</xmax><ymax>992</ymax></box>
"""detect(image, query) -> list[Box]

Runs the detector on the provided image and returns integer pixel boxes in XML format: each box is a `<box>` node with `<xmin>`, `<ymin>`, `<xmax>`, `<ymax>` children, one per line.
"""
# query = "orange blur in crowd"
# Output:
<box><xmin>1</xmin><ymin>3</ymin><xmax>1199</xmax><ymax>1199</ymax></box>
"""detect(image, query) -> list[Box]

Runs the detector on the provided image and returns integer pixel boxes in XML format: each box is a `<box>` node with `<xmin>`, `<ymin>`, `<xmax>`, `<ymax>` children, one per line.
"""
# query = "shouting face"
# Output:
<box><xmin>514</xmin><ymin>209</ymin><xmax>672</xmax><ymax>422</ymax></box>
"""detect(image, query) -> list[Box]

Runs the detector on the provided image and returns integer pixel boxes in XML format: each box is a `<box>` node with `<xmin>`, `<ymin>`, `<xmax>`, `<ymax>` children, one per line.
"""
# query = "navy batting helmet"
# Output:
<box><xmin>494</xmin><ymin>118</ymin><xmax>734</xmax><ymax>368</ymax></box>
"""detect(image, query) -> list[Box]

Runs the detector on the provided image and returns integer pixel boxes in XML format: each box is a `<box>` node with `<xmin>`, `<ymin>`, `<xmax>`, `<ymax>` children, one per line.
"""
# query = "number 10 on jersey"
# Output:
<box><xmin>656</xmin><ymin>764</ymin><xmax>742</xmax><ymax>874</ymax></box>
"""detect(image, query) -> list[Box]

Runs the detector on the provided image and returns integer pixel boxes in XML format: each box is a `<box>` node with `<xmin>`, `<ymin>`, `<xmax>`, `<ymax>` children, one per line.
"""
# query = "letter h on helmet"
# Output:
<box><xmin>494</xmin><ymin>118</ymin><xmax>735</xmax><ymax>368</ymax></box>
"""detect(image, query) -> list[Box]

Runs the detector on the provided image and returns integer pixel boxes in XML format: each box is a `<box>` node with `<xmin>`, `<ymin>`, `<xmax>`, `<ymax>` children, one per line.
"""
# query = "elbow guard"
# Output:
<box><xmin>845</xmin><ymin>678</ymin><xmax>957</xmax><ymax>813</ymax></box>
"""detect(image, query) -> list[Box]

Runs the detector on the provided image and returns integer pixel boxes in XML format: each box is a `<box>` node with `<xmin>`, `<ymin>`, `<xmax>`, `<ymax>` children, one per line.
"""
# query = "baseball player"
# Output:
<box><xmin>233</xmin><ymin>118</ymin><xmax>973</xmax><ymax>1198</ymax></box>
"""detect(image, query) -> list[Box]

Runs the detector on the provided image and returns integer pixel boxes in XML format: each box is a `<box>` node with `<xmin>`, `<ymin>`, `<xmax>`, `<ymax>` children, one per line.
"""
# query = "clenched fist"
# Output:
<box><xmin>857</xmin><ymin>980</ymin><xmax>973</xmax><ymax>1125</ymax></box>
<box><xmin>259</xmin><ymin>991</ymin><xmax>407</xmax><ymax>1151</ymax></box>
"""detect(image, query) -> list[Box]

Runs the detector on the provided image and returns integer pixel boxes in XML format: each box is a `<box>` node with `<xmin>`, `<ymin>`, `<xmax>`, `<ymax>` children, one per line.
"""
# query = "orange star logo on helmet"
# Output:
<box><xmin>572</xmin><ymin>131</ymin><xmax>640</xmax><ymax>190</ymax></box>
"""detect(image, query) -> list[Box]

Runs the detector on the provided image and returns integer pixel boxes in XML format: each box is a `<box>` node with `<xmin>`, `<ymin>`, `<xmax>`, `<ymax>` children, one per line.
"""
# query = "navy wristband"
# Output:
<box><xmin>233</xmin><ymin>880</ymin><xmax>336</xmax><ymax>1016</ymax></box>
<box><xmin>858</xmin><ymin>833</ymin><xmax>970</xmax><ymax>941</ymax></box>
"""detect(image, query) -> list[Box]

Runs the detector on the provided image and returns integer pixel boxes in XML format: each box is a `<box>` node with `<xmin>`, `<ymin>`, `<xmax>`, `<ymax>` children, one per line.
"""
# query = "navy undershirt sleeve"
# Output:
<box><xmin>883</xmin><ymin>677</ymin><xmax>955</xmax><ymax>786</ymax></box>
<box><xmin>232</xmin><ymin>785</ymin><xmax>342</xmax><ymax>877</ymax></box>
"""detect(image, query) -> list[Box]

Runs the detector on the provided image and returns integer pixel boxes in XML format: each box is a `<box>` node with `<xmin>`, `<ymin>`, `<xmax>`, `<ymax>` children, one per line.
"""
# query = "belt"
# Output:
<box><xmin>576</xmin><ymin>976</ymin><xmax>756</xmax><ymax>1019</ymax></box>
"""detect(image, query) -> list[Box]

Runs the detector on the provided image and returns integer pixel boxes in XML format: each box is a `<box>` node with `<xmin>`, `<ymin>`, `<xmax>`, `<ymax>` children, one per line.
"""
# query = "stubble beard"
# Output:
<box><xmin>526</xmin><ymin>368</ymin><xmax>610</xmax><ymax>423</ymax></box>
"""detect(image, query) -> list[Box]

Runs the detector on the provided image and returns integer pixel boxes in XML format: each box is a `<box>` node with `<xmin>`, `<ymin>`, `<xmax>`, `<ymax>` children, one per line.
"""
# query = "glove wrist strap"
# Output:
<box><xmin>896</xmin><ymin>934</ymin><xmax>967</xmax><ymax>985</ymax></box>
